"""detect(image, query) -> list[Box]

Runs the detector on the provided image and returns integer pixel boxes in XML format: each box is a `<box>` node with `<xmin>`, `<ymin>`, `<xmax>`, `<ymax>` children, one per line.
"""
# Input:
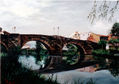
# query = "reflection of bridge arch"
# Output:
<box><xmin>62</xmin><ymin>42</ymin><xmax>85</xmax><ymax>64</ymax></box>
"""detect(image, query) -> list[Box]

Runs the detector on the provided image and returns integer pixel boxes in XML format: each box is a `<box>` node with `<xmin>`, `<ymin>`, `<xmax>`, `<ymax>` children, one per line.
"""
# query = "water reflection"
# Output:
<box><xmin>18</xmin><ymin>55</ymin><xmax>40</xmax><ymax>70</ymax></box>
<box><xmin>21</xmin><ymin>41</ymin><xmax>50</xmax><ymax>70</ymax></box>
<box><xmin>1</xmin><ymin>41</ymin><xmax>119</xmax><ymax>84</ymax></box>
<box><xmin>77</xmin><ymin>66</ymin><xmax>97</xmax><ymax>72</ymax></box>
<box><xmin>93</xmin><ymin>56</ymin><xmax>119</xmax><ymax>77</ymax></box>
<box><xmin>107</xmin><ymin>59</ymin><xmax>119</xmax><ymax>77</ymax></box>
<box><xmin>44</xmin><ymin>69</ymin><xmax>119</xmax><ymax>84</ymax></box>
<box><xmin>44</xmin><ymin>56</ymin><xmax>119</xmax><ymax>84</ymax></box>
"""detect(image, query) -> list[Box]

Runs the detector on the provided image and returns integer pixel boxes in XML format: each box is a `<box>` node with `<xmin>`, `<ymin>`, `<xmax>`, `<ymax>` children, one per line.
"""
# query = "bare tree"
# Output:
<box><xmin>88</xmin><ymin>0</ymin><xmax>119</xmax><ymax>24</ymax></box>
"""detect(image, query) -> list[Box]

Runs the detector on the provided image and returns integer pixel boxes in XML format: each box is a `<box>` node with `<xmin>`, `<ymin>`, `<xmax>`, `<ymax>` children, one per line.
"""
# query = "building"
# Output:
<box><xmin>70</xmin><ymin>32</ymin><xmax>90</xmax><ymax>40</ymax></box>
<box><xmin>70</xmin><ymin>32</ymin><xmax>80</xmax><ymax>39</ymax></box>
<box><xmin>70</xmin><ymin>32</ymin><xmax>110</xmax><ymax>43</ymax></box>
<box><xmin>87</xmin><ymin>33</ymin><xmax>110</xmax><ymax>43</ymax></box>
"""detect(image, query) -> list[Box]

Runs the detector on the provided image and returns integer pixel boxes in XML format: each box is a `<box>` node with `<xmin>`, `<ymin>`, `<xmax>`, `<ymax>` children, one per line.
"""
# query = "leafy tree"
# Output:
<box><xmin>98</xmin><ymin>40</ymin><xmax>107</xmax><ymax>50</ymax></box>
<box><xmin>110</xmin><ymin>22</ymin><xmax>119</xmax><ymax>36</ymax></box>
<box><xmin>36</xmin><ymin>41</ymin><xmax>42</xmax><ymax>60</ymax></box>
<box><xmin>109</xmin><ymin>23</ymin><xmax>119</xmax><ymax>51</ymax></box>
<box><xmin>35</xmin><ymin>41</ymin><xmax>50</xmax><ymax>69</ymax></box>
<box><xmin>36</xmin><ymin>41</ymin><xmax>48</xmax><ymax>61</ymax></box>
<box><xmin>108</xmin><ymin>39</ymin><xmax>119</xmax><ymax>51</ymax></box>
<box><xmin>88</xmin><ymin>0</ymin><xmax>119</xmax><ymax>23</ymax></box>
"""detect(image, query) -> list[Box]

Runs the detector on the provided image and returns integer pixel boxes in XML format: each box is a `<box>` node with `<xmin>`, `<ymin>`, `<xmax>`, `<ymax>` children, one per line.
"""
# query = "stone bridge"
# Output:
<box><xmin>1</xmin><ymin>33</ymin><xmax>98</xmax><ymax>55</ymax></box>
<box><xmin>0</xmin><ymin>32</ymin><xmax>98</xmax><ymax>71</ymax></box>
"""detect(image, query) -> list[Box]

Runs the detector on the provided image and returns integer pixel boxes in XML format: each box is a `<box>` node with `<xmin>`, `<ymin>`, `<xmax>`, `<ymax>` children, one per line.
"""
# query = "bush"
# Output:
<box><xmin>108</xmin><ymin>39</ymin><xmax>119</xmax><ymax>51</ymax></box>
<box><xmin>98</xmin><ymin>40</ymin><xmax>107</xmax><ymax>49</ymax></box>
<box><xmin>92</xmin><ymin>49</ymin><xmax>110</xmax><ymax>57</ymax></box>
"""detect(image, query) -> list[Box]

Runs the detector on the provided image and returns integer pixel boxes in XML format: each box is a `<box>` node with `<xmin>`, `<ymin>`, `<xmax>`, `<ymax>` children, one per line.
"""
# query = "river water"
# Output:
<box><xmin>44</xmin><ymin>67</ymin><xmax>119</xmax><ymax>84</ymax></box>
<box><xmin>18</xmin><ymin>55</ymin><xmax>119</xmax><ymax>84</ymax></box>
<box><xmin>18</xmin><ymin>41</ymin><xmax>119</xmax><ymax>84</ymax></box>
<box><xmin>43</xmin><ymin>57</ymin><xmax>119</xmax><ymax>84</ymax></box>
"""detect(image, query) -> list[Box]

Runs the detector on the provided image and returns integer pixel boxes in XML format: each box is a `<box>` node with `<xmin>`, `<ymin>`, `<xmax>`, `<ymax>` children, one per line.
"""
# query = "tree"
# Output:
<box><xmin>36</xmin><ymin>41</ymin><xmax>42</xmax><ymax>60</ymax></box>
<box><xmin>98</xmin><ymin>40</ymin><xmax>107</xmax><ymax>50</ymax></box>
<box><xmin>36</xmin><ymin>41</ymin><xmax>48</xmax><ymax>61</ymax></box>
<box><xmin>110</xmin><ymin>22</ymin><xmax>119</xmax><ymax>36</ymax></box>
<box><xmin>108</xmin><ymin>39</ymin><xmax>119</xmax><ymax>52</ymax></box>
<box><xmin>88</xmin><ymin>0</ymin><xmax>119</xmax><ymax>23</ymax></box>
<box><xmin>108</xmin><ymin>23</ymin><xmax>119</xmax><ymax>52</ymax></box>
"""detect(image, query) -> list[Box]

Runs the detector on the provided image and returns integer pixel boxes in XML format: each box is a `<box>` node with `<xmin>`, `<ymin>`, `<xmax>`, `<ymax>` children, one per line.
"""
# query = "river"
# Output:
<box><xmin>18</xmin><ymin>55</ymin><xmax>119</xmax><ymax>84</ymax></box>
<box><xmin>44</xmin><ymin>67</ymin><xmax>119</xmax><ymax>84</ymax></box>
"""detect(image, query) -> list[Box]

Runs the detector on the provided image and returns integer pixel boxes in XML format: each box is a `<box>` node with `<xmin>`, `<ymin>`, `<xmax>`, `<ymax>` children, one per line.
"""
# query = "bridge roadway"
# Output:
<box><xmin>1</xmin><ymin>32</ymin><xmax>99</xmax><ymax>71</ymax></box>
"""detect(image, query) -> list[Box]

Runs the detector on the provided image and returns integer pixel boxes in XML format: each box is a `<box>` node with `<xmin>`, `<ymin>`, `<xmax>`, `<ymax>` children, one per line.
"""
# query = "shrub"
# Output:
<box><xmin>92</xmin><ymin>49</ymin><xmax>110</xmax><ymax>57</ymax></box>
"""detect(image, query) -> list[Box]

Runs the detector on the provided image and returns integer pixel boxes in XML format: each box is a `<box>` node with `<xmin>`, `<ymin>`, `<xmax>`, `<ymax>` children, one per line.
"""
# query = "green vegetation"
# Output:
<box><xmin>108</xmin><ymin>39</ymin><xmax>119</xmax><ymax>51</ymax></box>
<box><xmin>92</xmin><ymin>49</ymin><xmax>108</xmax><ymax>68</ymax></box>
<box><xmin>92</xmin><ymin>40</ymin><xmax>110</xmax><ymax>68</ymax></box>
<box><xmin>109</xmin><ymin>39</ymin><xmax>119</xmax><ymax>43</ymax></box>
<box><xmin>110</xmin><ymin>22</ymin><xmax>119</xmax><ymax>36</ymax></box>
<box><xmin>88</xmin><ymin>1</ymin><xmax>119</xmax><ymax>23</ymax></box>
<box><xmin>98</xmin><ymin>40</ymin><xmax>107</xmax><ymax>50</ymax></box>
<box><xmin>92</xmin><ymin>40</ymin><xmax>110</xmax><ymax>61</ymax></box>
<box><xmin>1</xmin><ymin>46</ymin><xmax>59</xmax><ymax>84</ymax></box>
<box><xmin>0</xmin><ymin>52</ymin><xmax>7</xmax><ymax>57</ymax></box>
<box><xmin>35</xmin><ymin>41</ymin><xmax>50</xmax><ymax>69</ymax></box>
<box><xmin>36</xmin><ymin>41</ymin><xmax>49</xmax><ymax>62</ymax></box>
<box><xmin>92</xmin><ymin>49</ymin><xmax>110</xmax><ymax>57</ymax></box>
<box><xmin>92</xmin><ymin>23</ymin><xmax>119</xmax><ymax>76</ymax></box>
<box><xmin>108</xmin><ymin>22</ymin><xmax>119</xmax><ymax>51</ymax></box>
<box><xmin>92</xmin><ymin>40</ymin><xmax>119</xmax><ymax>75</ymax></box>
<box><xmin>62</xmin><ymin>44</ymin><xmax>80</xmax><ymax>65</ymax></box>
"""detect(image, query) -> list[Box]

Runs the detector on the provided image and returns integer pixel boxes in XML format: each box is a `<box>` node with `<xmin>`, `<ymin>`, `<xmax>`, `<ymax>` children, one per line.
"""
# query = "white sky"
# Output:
<box><xmin>0</xmin><ymin>0</ymin><xmax>119</xmax><ymax>36</ymax></box>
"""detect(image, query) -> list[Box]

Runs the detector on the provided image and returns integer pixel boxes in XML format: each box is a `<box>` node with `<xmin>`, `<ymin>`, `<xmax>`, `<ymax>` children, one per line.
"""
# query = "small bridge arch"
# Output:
<box><xmin>20</xmin><ymin>35</ymin><xmax>56</xmax><ymax>55</ymax></box>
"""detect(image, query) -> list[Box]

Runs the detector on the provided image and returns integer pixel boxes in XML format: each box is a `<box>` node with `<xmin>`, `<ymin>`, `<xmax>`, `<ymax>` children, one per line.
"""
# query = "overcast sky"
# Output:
<box><xmin>0</xmin><ymin>0</ymin><xmax>119</xmax><ymax>36</ymax></box>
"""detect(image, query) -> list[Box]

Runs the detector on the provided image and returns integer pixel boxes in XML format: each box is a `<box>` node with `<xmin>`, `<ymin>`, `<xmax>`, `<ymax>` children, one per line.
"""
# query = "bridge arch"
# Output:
<box><xmin>21</xmin><ymin>40</ymin><xmax>52</xmax><ymax>70</ymax></box>
<box><xmin>21</xmin><ymin>39</ymin><xmax>52</xmax><ymax>54</ymax></box>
